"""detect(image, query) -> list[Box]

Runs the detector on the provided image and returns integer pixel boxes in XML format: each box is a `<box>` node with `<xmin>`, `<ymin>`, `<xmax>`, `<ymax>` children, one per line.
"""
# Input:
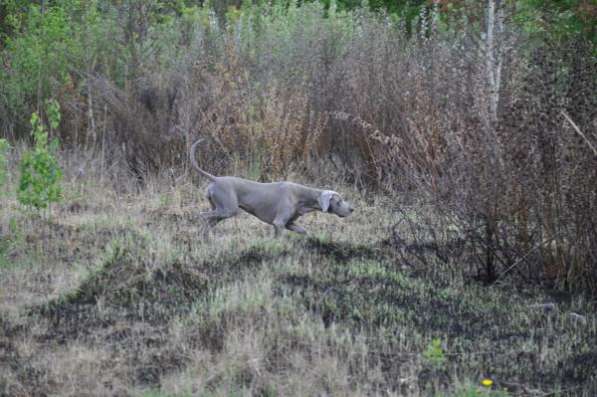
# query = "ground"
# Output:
<box><xmin>0</xmin><ymin>172</ymin><xmax>595</xmax><ymax>396</ymax></box>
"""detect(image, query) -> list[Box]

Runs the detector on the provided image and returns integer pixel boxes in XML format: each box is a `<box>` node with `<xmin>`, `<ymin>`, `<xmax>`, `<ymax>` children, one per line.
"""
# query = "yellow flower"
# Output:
<box><xmin>481</xmin><ymin>378</ymin><xmax>494</xmax><ymax>387</ymax></box>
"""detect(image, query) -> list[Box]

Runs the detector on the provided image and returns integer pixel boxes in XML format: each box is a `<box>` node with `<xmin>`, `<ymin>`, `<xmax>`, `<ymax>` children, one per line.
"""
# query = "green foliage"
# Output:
<box><xmin>513</xmin><ymin>0</ymin><xmax>596</xmax><ymax>43</ymax></box>
<box><xmin>423</xmin><ymin>337</ymin><xmax>446</xmax><ymax>369</ymax></box>
<box><xmin>17</xmin><ymin>100</ymin><xmax>63</xmax><ymax>210</ymax></box>
<box><xmin>0</xmin><ymin>0</ymin><xmax>29</xmax><ymax>44</ymax></box>
<box><xmin>1</xmin><ymin>2</ymin><xmax>79</xmax><ymax>133</ymax></box>
<box><xmin>0</xmin><ymin>138</ymin><xmax>10</xmax><ymax>191</ymax></box>
<box><xmin>1</xmin><ymin>0</ymin><xmax>592</xmax><ymax>138</ymax></box>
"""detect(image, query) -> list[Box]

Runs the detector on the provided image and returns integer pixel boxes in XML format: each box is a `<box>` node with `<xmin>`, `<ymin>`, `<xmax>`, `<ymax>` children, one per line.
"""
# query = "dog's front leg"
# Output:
<box><xmin>272</xmin><ymin>221</ymin><xmax>285</xmax><ymax>238</ymax></box>
<box><xmin>286</xmin><ymin>223</ymin><xmax>307</xmax><ymax>234</ymax></box>
<box><xmin>272</xmin><ymin>210</ymin><xmax>294</xmax><ymax>238</ymax></box>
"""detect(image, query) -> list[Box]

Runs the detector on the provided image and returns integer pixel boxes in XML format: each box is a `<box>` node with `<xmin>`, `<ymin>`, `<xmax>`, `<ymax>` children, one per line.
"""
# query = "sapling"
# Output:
<box><xmin>17</xmin><ymin>100</ymin><xmax>63</xmax><ymax>211</ymax></box>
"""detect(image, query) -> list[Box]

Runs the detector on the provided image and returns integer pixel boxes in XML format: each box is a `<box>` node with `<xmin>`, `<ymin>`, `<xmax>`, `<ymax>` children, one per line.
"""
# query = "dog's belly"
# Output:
<box><xmin>238</xmin><ymin>203</ymin><xmax>275</xmax><ymax>224</ymax></box>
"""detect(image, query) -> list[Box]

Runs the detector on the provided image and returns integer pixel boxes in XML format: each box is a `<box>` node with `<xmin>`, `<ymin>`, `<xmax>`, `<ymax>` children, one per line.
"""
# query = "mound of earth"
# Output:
<box><xmin>33</xmin><ymin>246</ymin><xmax>208</xmax><ymax>341</ymax></box>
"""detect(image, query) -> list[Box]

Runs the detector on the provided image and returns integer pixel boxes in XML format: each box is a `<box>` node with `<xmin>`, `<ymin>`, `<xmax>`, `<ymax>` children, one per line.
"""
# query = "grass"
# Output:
<box><xmin>0</xmin><ymin>162</ymin><xmax>596</xmax><ymax>396</ymax></box>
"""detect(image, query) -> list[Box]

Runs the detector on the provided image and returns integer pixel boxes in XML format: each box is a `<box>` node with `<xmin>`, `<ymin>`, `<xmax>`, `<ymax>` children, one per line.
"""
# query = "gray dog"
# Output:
<box><xmin>190</xmin><ymin>140</ymin><xmax>354</xmax><ymax>237</ymax></box>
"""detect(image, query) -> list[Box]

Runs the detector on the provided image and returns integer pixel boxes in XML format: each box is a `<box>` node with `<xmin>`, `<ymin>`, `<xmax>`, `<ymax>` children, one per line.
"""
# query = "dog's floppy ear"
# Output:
<box><xmin>318</xmin><ymin>190</ymin><xmax>336</xmax><ymax>212</ymax></box>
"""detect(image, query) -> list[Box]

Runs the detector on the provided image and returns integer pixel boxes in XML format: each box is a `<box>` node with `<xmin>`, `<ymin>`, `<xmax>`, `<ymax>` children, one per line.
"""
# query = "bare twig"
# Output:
<box><xmin>561</xmin><ymin>110</ymin><xmax>597</xmax><ymax>157</ymax></box>
<box><xmin>496</xmin><ymin>234</ymin><xmax>560</xmax><ymax>280</ymax></box>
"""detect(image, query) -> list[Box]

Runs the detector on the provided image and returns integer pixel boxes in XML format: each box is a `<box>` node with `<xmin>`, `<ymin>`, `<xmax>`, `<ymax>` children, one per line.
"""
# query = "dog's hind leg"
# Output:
<box><xmin>199</xmin><ymin>183</ymin><xmax>239</xmax><ymax>237</ymax></box>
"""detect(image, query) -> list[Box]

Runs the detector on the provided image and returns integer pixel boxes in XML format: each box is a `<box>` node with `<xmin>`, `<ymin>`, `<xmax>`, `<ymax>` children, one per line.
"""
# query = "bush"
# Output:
<box><xmin>17</xmin><ymin>100</ymin><xmax>62</xmax><ymax>210</ymax></box>
<box><xmin>423</xmin><ymin>338</ymin><xmax>446</xmax><ymax>370</ymax></box>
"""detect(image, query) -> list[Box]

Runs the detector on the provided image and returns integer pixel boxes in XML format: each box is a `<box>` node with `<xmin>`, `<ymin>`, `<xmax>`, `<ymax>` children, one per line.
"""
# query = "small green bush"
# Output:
<box><xmin>17</xmin><ymin>100</ymin><xmax>62</xmax><ymax>210</ymax></box>
<box><xmin>423</xmin><ymin>338</ymin><xmax>446</xmax><ymax>370</ymax></box>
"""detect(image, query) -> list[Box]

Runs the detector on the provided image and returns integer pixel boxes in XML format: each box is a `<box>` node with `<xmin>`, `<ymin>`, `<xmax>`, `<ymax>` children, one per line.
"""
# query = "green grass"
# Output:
<box><xmin>0</xmin><ymin>169</ymin><xmax>595</xmax><ymax>396</ymax></box>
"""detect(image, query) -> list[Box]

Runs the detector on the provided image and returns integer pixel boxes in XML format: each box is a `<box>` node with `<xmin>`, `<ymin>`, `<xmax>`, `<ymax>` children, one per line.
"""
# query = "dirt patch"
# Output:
<box><xmin>0</xmin><ymin>317</ymin><xmax>48</xmax><ymax>397</ymax></box>
<box><xmin>561</xmin><ymin>352</ymin><xmax>597</xmax><ymax>385</ymax></box>
<box><xmin>7</xmin><ymin>243</ymin><xmax>291</xmax><ymax>391</ymax></box>
<box><xmin>32</xmin><ymin>246</ymin><xmax>208</xmax><ymax>342</ymax></box>
<box><xmin>27</xmin><ymin>241</ymin><xmax>288</xmax><ymax>342</ymax></box>
<box><xmin>281</xmin><ymin>266</ymin><xmax>512</xmax><ymax>339</ymax></box>
<box><xmin>6</xmin><ymin>218</ymin><xmax>142</xmax><ymax>268</ymax></box>
<box><xmin>305</xmin><ymin>237</ymin><xmax>385</xmax><ymax>262</ymax></box>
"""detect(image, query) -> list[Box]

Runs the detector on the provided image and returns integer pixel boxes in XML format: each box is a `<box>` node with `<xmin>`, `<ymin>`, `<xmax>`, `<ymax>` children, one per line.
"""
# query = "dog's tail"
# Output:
<box><xmin>189</xmin><ymin>139</ymin><xmax>217</xmax><ymax>181</ymax></box>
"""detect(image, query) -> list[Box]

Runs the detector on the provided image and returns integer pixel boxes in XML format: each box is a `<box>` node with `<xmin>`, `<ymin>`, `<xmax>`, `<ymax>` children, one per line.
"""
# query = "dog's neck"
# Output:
<box><xmin>297</xmin><ymin>188</ymin><xmax>327</xmax><ymax>214</ymax></box>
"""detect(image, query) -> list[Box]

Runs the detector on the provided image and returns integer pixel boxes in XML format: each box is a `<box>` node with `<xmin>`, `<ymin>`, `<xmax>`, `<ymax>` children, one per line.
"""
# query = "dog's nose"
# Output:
<box><xmin>349</xmin><ymin>207</ymin><xmax>354</xmax><ymax>213</ymax></box>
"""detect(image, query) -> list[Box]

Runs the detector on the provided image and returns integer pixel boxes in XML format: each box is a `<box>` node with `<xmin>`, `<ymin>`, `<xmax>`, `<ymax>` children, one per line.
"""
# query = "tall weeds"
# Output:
<box><xmin>1</xmin><ymin>2</ymin><xmax>595</xmax><ymax>293</ymax></box>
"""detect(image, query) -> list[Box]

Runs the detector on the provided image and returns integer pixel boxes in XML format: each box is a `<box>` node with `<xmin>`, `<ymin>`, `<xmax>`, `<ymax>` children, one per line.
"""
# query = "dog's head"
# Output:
<box><xmin>318</xmin><ymin>190</ymin><xmax>354</xmax><ymax>217</ymax></box>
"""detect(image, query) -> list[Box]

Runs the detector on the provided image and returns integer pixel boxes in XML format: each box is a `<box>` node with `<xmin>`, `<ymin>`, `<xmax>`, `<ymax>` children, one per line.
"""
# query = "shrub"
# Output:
<box><xmin>423</xmin><ymin>338</ymin><xmax>446</xmax><ymax>370</ymax></box>
<box><xmin>17</xmin><ymin>100</ymin><xmax>62</xmax><ymax>210</ymax></box>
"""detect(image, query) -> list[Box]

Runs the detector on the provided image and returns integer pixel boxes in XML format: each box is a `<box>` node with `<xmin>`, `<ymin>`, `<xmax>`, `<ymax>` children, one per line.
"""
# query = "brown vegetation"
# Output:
<box><xmin>1</xmin><ymin>3</ymin><xmax>596</xmax><ymax>395</ymax></box>
<box><xmin>21</xmin><ymin>6</ymin><xmax>593</xmax><ymax>293</ymax></box>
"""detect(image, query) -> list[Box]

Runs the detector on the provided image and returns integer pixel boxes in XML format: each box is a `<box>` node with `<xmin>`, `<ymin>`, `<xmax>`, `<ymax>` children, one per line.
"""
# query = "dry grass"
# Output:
<box><xmin>1</xmin><ymin>4</ymin><xmax>595</xmax><ymax>395</ymax></box>
<box><xmin>1</xmin><ymin>151</ymin><xmax>596</xmax><ymax>397</ymax></box>
<box><xmin>2</xmin><ymin>2</ymin><xmax>594</xmax><ymax>291</ymax></box>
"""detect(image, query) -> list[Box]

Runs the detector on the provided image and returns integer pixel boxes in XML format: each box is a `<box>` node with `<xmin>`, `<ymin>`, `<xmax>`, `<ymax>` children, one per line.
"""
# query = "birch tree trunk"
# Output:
<box><xmin>483</xmin><ymin>0</ymin><xmax>505</xmax><ymax>281</ymax></box>
<box><xmin>486</xmin><ymin>0</ymin><xmax>504</xmax><ymax>127</ymax></box>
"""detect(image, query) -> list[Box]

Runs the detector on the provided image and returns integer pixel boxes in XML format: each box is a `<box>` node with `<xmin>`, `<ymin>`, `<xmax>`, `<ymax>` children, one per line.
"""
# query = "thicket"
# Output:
<box><xmin>0</xmin><ymin>1</ymin><xmax>595</xmax><ymax>293</ymax></box>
